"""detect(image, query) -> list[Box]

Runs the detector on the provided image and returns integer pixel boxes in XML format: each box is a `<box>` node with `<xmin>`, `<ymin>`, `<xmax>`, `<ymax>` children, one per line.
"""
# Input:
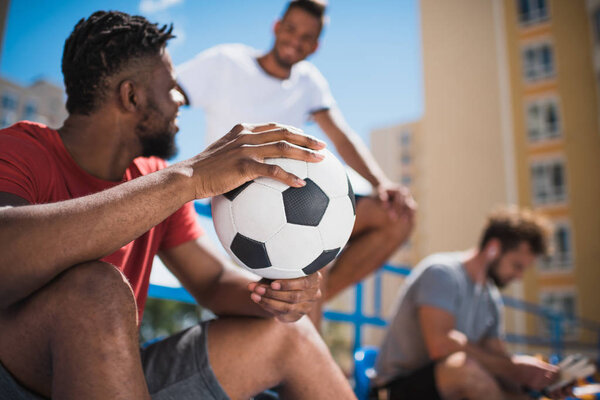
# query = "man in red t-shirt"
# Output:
<box><xmin>0</xmin><ymin>11</ymin><xmax>355</xmax><ymax>400</ymax></box>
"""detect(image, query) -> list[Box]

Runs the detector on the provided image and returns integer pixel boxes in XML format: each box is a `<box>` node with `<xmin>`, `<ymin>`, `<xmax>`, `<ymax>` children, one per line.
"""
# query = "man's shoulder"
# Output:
<box><xmin>293</xmin><ymin>60</ymin><xmax>326</xmax><ymax>80</ymax></box>
<box><xmin>417</xmin><ymin>252</ymin><xmax>462</xmax><ymax>273</ymax></box>
<box><xmin>0</xmin><ymin>121</ymin><xmax>56</xmax><ymax>157</ymax></box>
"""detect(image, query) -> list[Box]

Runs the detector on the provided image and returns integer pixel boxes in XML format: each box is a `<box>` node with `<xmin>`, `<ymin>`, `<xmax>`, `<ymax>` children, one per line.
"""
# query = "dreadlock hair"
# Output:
<box><xmin>479</xmin><ymin>206</ymin><xmax>553</xmax><ymax>257</ymax></box>
<box><xmin>62</xmin><ymin>10</ymin><xmax>175</xmax><ymax>115</ymax></box>
<box><xmin>283</xmin><ymin>0</ymin><xmax>327</xmax><ymax>30</ymax></box>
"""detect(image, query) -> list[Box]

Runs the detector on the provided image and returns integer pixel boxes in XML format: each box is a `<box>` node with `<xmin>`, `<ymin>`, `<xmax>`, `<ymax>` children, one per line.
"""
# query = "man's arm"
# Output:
<box><xmin>0</xmin><ymin>123</ymin><xmax>325</xmax><ymax>309</ymax></box>
<box><xmin>419</xmin><ymin>306</ymin><xmax>558</xmax><ymax>391</ymax></box>
<box><xmin>158</xmin><ymin>236</ymin><xmax>321</xmax><ymax>322</ymax></box>
<box><xmin>313</xmin><ymin>108</ymin><xmax>414</xmax><ymax>215</ymax></box>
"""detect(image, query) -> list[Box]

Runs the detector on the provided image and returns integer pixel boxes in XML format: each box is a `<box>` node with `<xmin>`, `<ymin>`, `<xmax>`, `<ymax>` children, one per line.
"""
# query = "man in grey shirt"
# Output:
<box><xmin>372</xmin><ymin>207</ymin><xmax>572</xmax><ymax>400</ymax></box>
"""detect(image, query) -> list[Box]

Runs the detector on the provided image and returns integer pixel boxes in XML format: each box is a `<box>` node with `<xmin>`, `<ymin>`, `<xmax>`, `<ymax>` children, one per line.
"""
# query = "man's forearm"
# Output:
<box><xmin>0</xmin><ymin>165</ymin><xmax>193</xmax><ymax>308</ymax></box>
<box><xmin>464</xmin><ymin>342</ymin><xmax>518</xmax><ymax>383</ymax></box>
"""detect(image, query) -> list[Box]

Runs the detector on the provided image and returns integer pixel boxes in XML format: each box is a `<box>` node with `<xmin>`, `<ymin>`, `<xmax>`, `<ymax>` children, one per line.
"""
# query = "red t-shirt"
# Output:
<box><xmin>0</xmin><ymin>121</ymin><xmax>203</xmax><ymax>320</ymax></box>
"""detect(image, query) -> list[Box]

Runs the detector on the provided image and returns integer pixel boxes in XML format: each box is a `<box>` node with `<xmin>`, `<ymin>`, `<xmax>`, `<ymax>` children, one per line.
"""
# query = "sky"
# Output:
<box><xmin>1</xmin><ymin>0</ymin><xmax>423</xmax><ymax>164</ymax></box>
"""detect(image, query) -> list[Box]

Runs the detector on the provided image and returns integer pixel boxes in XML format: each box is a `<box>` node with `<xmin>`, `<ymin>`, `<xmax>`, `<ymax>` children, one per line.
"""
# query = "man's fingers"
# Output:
<box><xmin>245</xmin><ymin>160</ymin><xmax>306</xmax><ymax>187</ymax></box>
<box><xmin>251</xmin><ymin>293</ymin><xmax>312</xmax><ymax>316</ymax></box>
<box><xmin>270</xmin><ymin>272</ymin><xmax>322</xmax><ymax>291</ymax></box>
<box><xmin>252</xmin><ymin>285</ymin><xmax>321</xmax><ymax>304</ymax></box>
<box><xmin>238</xmin><ymin>127</ymin><xmax>326</xmax><ymax>151</ymax></box>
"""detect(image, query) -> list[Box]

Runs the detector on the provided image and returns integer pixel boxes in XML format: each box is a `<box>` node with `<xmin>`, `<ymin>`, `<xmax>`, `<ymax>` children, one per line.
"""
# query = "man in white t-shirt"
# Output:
<box><xmin>178</xmin><ymin>0</ymin><xmax>416</xmax><ymax>325</ymax></box>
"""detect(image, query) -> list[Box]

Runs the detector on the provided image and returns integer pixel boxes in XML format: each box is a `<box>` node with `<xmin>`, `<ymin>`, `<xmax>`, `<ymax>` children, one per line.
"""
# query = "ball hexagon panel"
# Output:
<box><xmin>282</xmin><ymin>179</ymin><xmax>329</xmax><ymax>226</ymax></box>
<box><xmin>306</xmin><ymin>149</ymin><xmax>350</xmax><ymax>198</ymax></box>
<box><xmin>211</xmin><ymin>195</ymin><xmax>237</xmax><ymax>248</ymax></box>
<box><xmin>231</xmin><ymin>183</ymin><xmax>287</xmax><ymax>242</ymax></box>
<box><xmin>266</xmin><ymin>224</ymin><xmax>323</xmax><ymax>271</ymax></box>
<box><xmin>254</xmin><ymin>157</ymin><xmax>308</xmax><ymax>192</ymax></box>
<box><xmin>317</xmin><ymin>195</ymin><xmax>356</xmax><ymax>250</ymax></box>
<box><xmin>230</xmin><ymin>233</ymin><xmax>271</xmax><ymax>270</ymax></box>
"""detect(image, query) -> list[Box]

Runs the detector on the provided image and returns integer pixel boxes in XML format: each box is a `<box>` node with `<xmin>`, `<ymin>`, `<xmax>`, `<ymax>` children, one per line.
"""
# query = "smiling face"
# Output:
<box><xmin>487</xmin><ymin>241</ymin><xmax>537</xmax><ymax>288</ymax></box>
<box><xmin>272</xmin><ymin>7</ymin><xmax>321</xmax><ymax>69</ymax></box>
<box><xmin>135</xmin><ymin>50</ymin><xmax>185</xmax><ymax>159</ymax></box>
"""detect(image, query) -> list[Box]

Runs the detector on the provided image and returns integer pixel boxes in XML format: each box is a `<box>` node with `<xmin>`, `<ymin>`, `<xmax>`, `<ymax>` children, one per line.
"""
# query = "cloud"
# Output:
<box><xmin>139</xmin><ymin>0</ymin><xmax>184</xmax><ymax>14</ymax></box>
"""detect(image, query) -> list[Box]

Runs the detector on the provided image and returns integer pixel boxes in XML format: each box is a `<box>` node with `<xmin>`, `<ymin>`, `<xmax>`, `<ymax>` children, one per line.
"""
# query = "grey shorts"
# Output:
<box><xmin>0</xmin><ymin>321</ymin><xmax>229</xmax><ymax>400</ymax></box>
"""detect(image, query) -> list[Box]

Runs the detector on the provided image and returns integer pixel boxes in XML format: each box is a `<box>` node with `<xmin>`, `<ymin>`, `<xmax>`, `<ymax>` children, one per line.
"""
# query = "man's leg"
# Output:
<box><xmin>0</xmin><ymin>261</ymin><xmax>150</xmax><ymax>400</ymax></box>
<box><xmin>310</xmin><ymin>196</ymin><xmax>414</xmax><ymax>326</ymax></box>
<box><xmin>208</xmin><ymin>316</ymin><xmax>356</xmax><ymax>399</ymax></box>
<box><xmin>435</xmin><ymin>352</ymin><xmax>503</xmax><ymax>400</ymax></box>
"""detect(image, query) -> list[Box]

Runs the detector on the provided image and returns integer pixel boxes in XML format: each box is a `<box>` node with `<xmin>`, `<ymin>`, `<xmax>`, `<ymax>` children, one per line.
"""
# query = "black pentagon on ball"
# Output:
<box><xmin>230</xmin><ymin>233</ymin><xmax>271</xmax><ymax>269</ymax></box>
<box><xmin>302</xmin><ymin>248</ymin><xmax>341</xmax><ymax>275</ymax></box>
<box><xmin>282</xmin><ymin>179</ymin><xmax>329</xmax><ymax>226</ymax></box>
<box><xmin>347</xmin><ymin>176</ymin><xmax>356</xmax><ymax>216</ymax></box>
<box><xmin>224</xmin><ymin>181</ymin><xmax>253</xmax><ymax>201</ymax></box>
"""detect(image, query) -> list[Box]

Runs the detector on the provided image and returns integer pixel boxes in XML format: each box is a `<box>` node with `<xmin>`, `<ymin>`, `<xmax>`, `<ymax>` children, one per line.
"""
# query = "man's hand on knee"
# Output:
<box><xmin>247</xmin><ymin>272</ymin><xmax>322</xmax><ymax>322</ymax></box>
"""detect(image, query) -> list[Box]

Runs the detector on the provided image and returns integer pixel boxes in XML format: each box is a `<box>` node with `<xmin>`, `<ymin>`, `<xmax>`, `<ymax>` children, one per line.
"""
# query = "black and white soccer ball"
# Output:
<box><xmin>212</xmin><ymin>149</ymin><xmax>356</xmax><ymax>279</ymax></box>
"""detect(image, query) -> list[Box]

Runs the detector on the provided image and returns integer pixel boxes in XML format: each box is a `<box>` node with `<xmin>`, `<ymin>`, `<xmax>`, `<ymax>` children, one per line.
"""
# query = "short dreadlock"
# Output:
<box><xmin>62</xmin><ymin>10</ymin><xmax>175</xmax><ymax>115</ymax></box>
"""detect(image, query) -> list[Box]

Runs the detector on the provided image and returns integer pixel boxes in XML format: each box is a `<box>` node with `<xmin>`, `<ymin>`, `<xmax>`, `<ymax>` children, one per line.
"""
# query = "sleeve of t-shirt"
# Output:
<box><xmin>306</xmin><ymin>65</ymin><xmax>336</xmax><ymax>114</ymax></box>
<box><xmin>0</xmin><ymin>131</ymin><xmax>50</xmax><ymax>203</ymax></box>
<box><xmin>414</xmin><ymin>264</ymin><xmax>460</xmax><ymax>315</ymax></box>
<box><xmin>176</xmin><ymin>46</ymin><xmax>223</xmax><ymax>109</ymax></box>
<box><xmin>159</xmin><ymin>201</ymin><xmax>204</xmax><ymax>250</ymax></box>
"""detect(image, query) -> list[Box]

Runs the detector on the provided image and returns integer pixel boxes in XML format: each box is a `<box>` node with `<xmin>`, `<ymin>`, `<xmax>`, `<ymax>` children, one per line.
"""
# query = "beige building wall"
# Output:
<box><xmin>0</xmin><ymin>78</ymin><xmax>67</xmax><ymax>129</ymax></box>
<box><xmin>418</xmin><ymin>0</ymin><xmax>510</xmax><ymax>257</ymax></box>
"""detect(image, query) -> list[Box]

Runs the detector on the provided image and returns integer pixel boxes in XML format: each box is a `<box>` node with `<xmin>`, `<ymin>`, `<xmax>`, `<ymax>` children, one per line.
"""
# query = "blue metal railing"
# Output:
<box><xmin>149</xmin><ymin>200</ymin><xmax>600</xmax><ymax>364</ymax></box>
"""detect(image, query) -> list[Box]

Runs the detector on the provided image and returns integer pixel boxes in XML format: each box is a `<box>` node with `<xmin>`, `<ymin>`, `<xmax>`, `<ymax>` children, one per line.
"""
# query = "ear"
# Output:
<box><xmin>273</xmin><ymin>19</ymin><xmax>281</xmax><ymax>35</ymax></box>
<box><xmin>485</xmin><ymin>239</ymin><xmax>501</xmax><ymax>260</ymax></box>
<box><xmin>118</xmin><ymin>80</ymin><xmax>138</xmax><ymax>112</ymax></box>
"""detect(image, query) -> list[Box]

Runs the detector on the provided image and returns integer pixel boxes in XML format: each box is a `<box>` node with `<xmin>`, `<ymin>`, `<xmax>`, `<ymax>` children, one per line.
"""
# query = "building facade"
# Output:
<box><xmin>0</xmin><ymin>78</ymin><xmax>66</xmax><ymax>129</ymax></box>
<box><xmin>368</xmin><ymin>0</ymin><xmax>600</xmax><ymax>356</ymax></box>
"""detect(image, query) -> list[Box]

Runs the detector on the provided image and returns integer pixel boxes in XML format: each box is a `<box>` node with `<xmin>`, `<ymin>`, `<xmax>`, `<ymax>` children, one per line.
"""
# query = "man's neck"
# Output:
<box><xmin>256</xmin><ymin>51</ymin><xmax>292</xmax><ymax>80</ymax></box>
<box><xmin>58</xmin><ymin>112</ymin><xmax>141</xmax><ymax>182</ymax></box>
<box><xmin>461</xmin><ymin>249</ymin><xmax>488</xmax><ymax>285</ymax></box>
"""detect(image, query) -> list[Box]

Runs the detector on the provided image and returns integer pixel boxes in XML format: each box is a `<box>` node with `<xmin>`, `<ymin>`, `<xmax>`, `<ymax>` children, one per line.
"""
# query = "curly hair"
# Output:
<box><xmin>62</xmin><ymin>10</ymin><xmax>175</xmax><ymax>115</ymax></box>
<box><xmin>283</xmin><ymin>0</ymin><xmax>327</xmax><ymax>29</ymax></box>
<box><xmin>479</xmin><ymin>206</ymin><xmax>553</xmax><ymax>256</ymax></box>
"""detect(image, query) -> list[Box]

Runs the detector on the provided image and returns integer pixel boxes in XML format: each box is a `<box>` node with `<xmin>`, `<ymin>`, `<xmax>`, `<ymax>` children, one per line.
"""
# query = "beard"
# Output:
<box><xmin>487</xmin><ymin>258</ymin><xmax>507</xmax><ymax>289</ymax></box>
<box><xmin>136</xmin><ymin>99</ymin><xmax>178</xmax><ymax>160</ymax></box>
<box><xmin>272</xmin><ymin>46</ymin><xmax>295</xmax><ymax>70</ymax></box>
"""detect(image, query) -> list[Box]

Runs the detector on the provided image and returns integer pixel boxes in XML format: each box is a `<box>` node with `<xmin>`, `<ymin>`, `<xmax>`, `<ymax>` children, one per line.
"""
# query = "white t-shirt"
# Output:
<box><xmin>177</xmin><ymin>43</ymin><xmax>336</xmax><ymax>144</ymax></box>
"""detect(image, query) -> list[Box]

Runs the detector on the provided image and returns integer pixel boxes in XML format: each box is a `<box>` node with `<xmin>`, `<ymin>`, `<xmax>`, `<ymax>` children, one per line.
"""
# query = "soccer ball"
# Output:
<box><xmin>212</xmin><ymin>149</ymin><xmax>356</xmax><ymax>279</ymax></box>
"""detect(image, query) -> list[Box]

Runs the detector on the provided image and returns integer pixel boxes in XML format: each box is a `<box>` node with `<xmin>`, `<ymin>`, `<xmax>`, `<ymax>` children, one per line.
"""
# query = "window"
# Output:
<box><xmin>539</xmin><ymin>290</ymin><xmax>577</xmax><ymax>338</ymax></box>
<box><xmin>530</xmin><ymin>158</ymin><xmax>567</xmax><ymax>205</ymax></box>
<box><xmin>400</xmin><ymin>131</ymin><xmax>411</xmax><ymax>147</ymax></box>
<box><xmin>526</xmin><ymin>98</ymin><xmax>561</xmax><ymax>142</ymax></box>
<box><xmin>539</xmin><ymin>221</ymin><xmax>573</xmax><ymax>270</ymax></box>
<box><xmin>518</xmin><ymin>0</ymin><xmax>549</xmax><ymax>25</ymax></box>
<box><xmin>22</xmin><ymin>100</ymin><xmax>37</xmax><ymax>121</ymax></box>
<box><xmin>522</xmin><ymin>42</ymin><xmax>555</xmax><ymax>82</ymax></box>
<box><xmin>1</xmin><ymin>91</ymin><xmax>18</xmax><ymax>111</ymax></box>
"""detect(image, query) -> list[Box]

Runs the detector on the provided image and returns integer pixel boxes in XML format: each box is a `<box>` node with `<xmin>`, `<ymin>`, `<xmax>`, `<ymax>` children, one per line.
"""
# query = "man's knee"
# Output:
<box><xmin>48</xmin><ymin>260</ymin><xmax>138</xmax><ymax>327</ymax></box>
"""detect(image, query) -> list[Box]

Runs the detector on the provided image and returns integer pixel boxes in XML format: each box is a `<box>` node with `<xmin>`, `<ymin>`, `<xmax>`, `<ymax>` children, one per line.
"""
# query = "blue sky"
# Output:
<box><xmin>1</xmin><ymin>0</ymin><xmax>423</xmax><ymax>163</ymax></box>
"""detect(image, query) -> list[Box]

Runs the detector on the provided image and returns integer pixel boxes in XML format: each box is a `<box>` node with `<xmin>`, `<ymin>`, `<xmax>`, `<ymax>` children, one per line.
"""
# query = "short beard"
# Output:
<box><xmin>272</xmin><ymin>48</ymin><xmax>294</xmax><ymax>70</ymax></box>
<box><xmin>136</xmin><ymin>101</ymin><xmax>178</xmax><ymax>160</ymax></box>
<box><xmin>487</xmin><ymin>259</ymin><xmax>507</xmax><ymax>289</ymax></box>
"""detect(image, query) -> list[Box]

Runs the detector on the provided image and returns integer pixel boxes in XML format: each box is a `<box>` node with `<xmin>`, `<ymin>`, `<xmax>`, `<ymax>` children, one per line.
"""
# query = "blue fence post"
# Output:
<box><xmin>549</xmin><ymin>312</ymin><xmax>563</xmax><ymax>360</ymax></box>
<box><xmin>354</xmin><ymin>281</ymin><xmax>363</xmax><ymax>353</ymax></box>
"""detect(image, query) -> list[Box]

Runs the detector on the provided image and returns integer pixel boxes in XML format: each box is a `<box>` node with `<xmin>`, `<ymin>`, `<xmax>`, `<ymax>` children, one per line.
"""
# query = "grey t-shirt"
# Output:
<box><xmin>373</xmin><ymin>252</ymin><xmax>504</xmax><ymax>386</ymax></box>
